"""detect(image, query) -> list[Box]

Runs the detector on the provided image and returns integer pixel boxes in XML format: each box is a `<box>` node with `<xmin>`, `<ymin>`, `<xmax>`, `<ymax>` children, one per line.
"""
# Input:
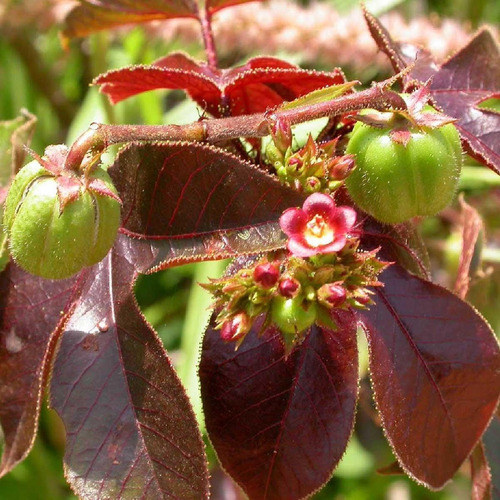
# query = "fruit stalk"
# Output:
<box><xmin>64</xmin><ymin>86</ymin><xmax>407</xmax><ymax>172</ymax></box>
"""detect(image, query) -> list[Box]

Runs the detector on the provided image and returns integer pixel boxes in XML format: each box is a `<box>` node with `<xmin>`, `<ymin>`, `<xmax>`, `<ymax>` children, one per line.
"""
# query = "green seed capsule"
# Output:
<box><xmin>3</xmin><ymin>160</ymin><xmax>121</xmax><ymax>280</ymax></box>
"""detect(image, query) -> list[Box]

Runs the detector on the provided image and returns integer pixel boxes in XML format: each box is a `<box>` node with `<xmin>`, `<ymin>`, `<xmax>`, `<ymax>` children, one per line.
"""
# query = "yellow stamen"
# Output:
<box><xmin>304</xmin><ymin>215</ymin><xmax>334</xmax><ymax>247</ymax></box>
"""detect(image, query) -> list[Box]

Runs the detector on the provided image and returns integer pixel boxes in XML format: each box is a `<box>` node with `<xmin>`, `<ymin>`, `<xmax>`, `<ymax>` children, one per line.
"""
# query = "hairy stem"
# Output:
<box><xmin>199</xmin><ymin>8</ymin><xmax>219</xmax><ymax>70</ymax></box>
<box><xmin>65</xmin><ymin>86</ymin><xmax>406</xmax><ymax>172</ymax></box>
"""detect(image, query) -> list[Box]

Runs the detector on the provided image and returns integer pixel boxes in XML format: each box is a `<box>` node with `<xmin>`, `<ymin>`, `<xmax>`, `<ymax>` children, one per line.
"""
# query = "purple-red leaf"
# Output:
<box><xmin>49</xmin><ymin>235</ymin><xmax>209</xmax><ymax>499</ymax></box>
<box><xmin>0</xmin><ymin>264</ymin><xmax>81</xmax><ymax>476</ymax></box>
<box><xmin>199</xmin><ymin>311</ymin><xmax>358</xmax><ymax>500</ymax></box>
<box><xmin>95</xmin><ymin>53</ymin><xmax>345</xmax><ymax>117</ymax></box>
<box><xmin>359</xmin><ymin>264</ymin><xmax>500</xmax><ymax>489</ymax></box>
<box><xmin>109</xmin><ymin>142</ymin><xmax>305</xmax><ymax>270</ymax></box>
<box><xmin>62</xmin><ymin>0</ymin><xmax>198</xmax><ymax>41</ymax></box>
<box><xmin>428</xmin><ymin>30</ymin><xmax>500</xmax><ymax>172</ymax></box>
<box><xmin>454</xmin><ymin>195</ymin><xmax>484</xmax><ymax>299</ymax></box>
<box><xmin>364</xmin><ymin>10</ymin><xmax>500</xmax><ymax>173</ymax></box>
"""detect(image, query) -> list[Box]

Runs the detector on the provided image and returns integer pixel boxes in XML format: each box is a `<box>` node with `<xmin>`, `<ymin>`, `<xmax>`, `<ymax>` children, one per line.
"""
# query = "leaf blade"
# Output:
<box><xmin>199</xmin><ymin>310</ymin><xmax>359</xmax><ymax>500</ymax></box>
<box><xmin>0</xmin><ymin>265</ymin><xmax>81</xmax><ymax>476</ymax></box>
<box><xmin>109</xmin><ymin>142</ymin><xmax>306</xmax><ymax>270</ymax></box>
<box><xmin>62</xmin><ymin>0</ymin><xmax>198</xmax><ymax>40</ymax></box>
<box><xmin>49</xmin><ymin>235</ymin><xmax>209</xmax><ymax>499</ymax></box>
<box><xmin>359</xmin><ymin>264</ymin><xmax>500</xmax><ymax>489</ymax></box>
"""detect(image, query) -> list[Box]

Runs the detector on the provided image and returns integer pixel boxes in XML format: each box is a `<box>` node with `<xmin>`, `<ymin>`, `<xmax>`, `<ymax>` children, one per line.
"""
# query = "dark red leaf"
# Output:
<box><xmin>96</xmin><ymin>64</ymin><xmax>221</xmax><ymax>113</ymax></box>
<box><xmin>224</xmin><ymin>67</ymin><xmax>345</xmax><ymax>117</ymax></box>
<box><xmin>49</xmin><ymin>235</ymin><xmax>209</xmax><ymax>499</ymax></box>
<box><xmin>360</xmin><ymin>217</ymin><xmax>431</xmax><ymax>279</ymax></box>
<box><xmin>62</xmin><ymin>0</ymin><xmax>198</xmax><ymax>40</ymax></box>
<box><xmin>364</xmin><ymin>11</ymin><xmax>500</xmax><ymax>173</ymax></box>
<box><xmin>109</xmin><ymin>142</ymin><xmax>305</xmax><ymax>270</ymax></box>
<box><xmin>359</xmin><ymin>264</ymin><xmax>500</xmax><ymax>489</ymax></box>
<box><xmin>470</xmin><ymin>442</ymin><xmax>492</xmax><ymax>500</ymax></box>
<box><xmin>95</xmin><ymin>54</ymin><xmax>345</xmax><ymax>117</ymax></box>
<box><xmin>483</xmin><ymin>413</ymin><xmax>500</xmax><ymax>499</ymax></box>
<box><xmin>199</xmin><ymin>311</ymin><xmax>358</xmax><ymax>500</ymax></box>
<box><xmin>428</xmin><ymin>30</ymin><xmax>500</xmax><ymax>173</ymax></box>
<box><xmin>0</xmin><ymin>264</ymin><xmax>81</xmax><ymax>476</ymax></box>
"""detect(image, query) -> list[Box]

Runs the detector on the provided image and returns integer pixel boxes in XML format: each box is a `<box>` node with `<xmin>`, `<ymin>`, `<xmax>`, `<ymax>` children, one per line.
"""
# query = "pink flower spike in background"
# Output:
<box><xmin>280</xmin><ymin>193</ymin><xmax>357</xmax><ymax>257</ymax></box>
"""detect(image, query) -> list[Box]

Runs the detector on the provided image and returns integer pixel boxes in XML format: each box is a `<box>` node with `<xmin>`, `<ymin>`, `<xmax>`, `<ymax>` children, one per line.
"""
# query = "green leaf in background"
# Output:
<box><xmin>459</xmin><ymin>165</ymin><xmax>500</xmax><ymax>191</ymax></box>
<box><xmin>279</xmin><ymin>81</ymin><xmax>358</xmax><ymax>111</ymax></box>
<box><xmin>0</xmin><ymin>111</ymin><xmax>37</xmax><ymax>184</ymax></box>
<box><xmin>178</xmin><ymin>259</ymin><xmax>228</xmax><ymax>431</ymax></box>
<box><xmin>0</xmin><ymin>111</ymin><xmax>37</xmax><ymax>271</ymax></box>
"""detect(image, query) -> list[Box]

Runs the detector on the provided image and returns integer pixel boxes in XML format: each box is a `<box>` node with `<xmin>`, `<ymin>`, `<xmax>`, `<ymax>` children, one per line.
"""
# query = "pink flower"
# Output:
<box><xmin>279</xmin><ymin>193</ymin><xmax>356</xmax><ymax>257</ymax></box>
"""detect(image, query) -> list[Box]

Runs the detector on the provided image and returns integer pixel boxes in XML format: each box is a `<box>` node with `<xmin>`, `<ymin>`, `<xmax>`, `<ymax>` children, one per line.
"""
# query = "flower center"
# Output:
<box><xmin>304</xmin><ymin>215</ymin><xmax>334</xmax><ymax>247</ymax></box>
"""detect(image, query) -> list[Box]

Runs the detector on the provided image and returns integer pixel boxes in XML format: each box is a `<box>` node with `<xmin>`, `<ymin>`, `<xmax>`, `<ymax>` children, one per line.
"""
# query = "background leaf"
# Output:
<box><xmin>483</xmin><ymin>413</ymin><xmax>500</xmax><ymax>499</ymax></box>
<box><xmin>470</xmin><ymin>442</ymin><xmax>492</xmax><ymax>500</ymax></box>
<box><xmin>199</xmin><ymin>310</ymin><xmax>359</xmax><ymax>500</ymax></box>
<box><xmin>0</xmin><ymin>111</ymin><xmax>36</xmax><ymax>192</ymax></box>
<box><xmin>62</xmin><ymin>0</ymin><xmax>198</xmax><ymax>41</ymax></box>
<box><xmin>359</xmin><ymin>264</ymin><xmax>500</xmax><ymax>489</ymax></box>
<box><xmin>49</xmin><ymin>235</ymin><xmax>209</xmax><ymax>499</ymax></box>
<box><xmin>96</xmin><ymin>54</ymin><xmax>345</xmax><ymax>117</ymax></box>
<box><xmin>363</xmin><ymin>11</ymin><xmax>500</xmax><ymax>173</ymax></box>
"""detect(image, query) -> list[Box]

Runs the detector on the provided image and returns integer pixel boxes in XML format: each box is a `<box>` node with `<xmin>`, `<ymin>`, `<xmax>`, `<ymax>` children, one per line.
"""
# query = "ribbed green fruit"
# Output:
<box><xmin>3</xmin><ymin>160</ymin><xmax>120</xmax><ymax>280</ymax></box>
<box><xmin>345</xmin><ymin>120</ymin><xmax>463</xmax><ymax>224</ymax></box>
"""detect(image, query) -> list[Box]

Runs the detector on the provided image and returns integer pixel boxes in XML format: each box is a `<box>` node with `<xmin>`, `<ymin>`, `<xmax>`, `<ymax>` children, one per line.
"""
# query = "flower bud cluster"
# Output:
<box><xmin>267</xmin><ymin>132</ymin><xmax>355</xmax><ymax>194</ymax></box>
<box><xmin>203</xmin><ymin>238</ymin><xmax>388</xmax><ymax>348</ymax></box>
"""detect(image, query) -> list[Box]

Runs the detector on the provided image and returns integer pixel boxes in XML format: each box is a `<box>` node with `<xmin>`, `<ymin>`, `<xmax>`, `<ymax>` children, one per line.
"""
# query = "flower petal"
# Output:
<box><xmin>330</xmin><ymin>206</ymin><xmax>357</xmax><ymax>232</ymax></box>
<box><xmin>321</xmin><ymin>236</ymin><xmax>347</xmax><ymax>254</ymax></box>
<box><xmin>287</xmin><ymin>237</ymin><xmax>317</xmax><ymax>257</ymax></box>
<box><xmin>302</xmin><ymin>192</ymin><xmax>336</xmax><ymax>218</ymax></box>
<box><xmin>279</xmin><ymin>207</ymin><xmax>308</xmax><ymax>236</ymax></box>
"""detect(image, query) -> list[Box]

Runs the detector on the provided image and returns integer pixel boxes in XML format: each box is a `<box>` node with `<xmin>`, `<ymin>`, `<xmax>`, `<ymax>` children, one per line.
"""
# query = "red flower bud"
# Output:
<box><xmin>354</xmin><ymin>290</ymin><xmax>372</xmax><ymax>306</ymax></box>
<box><xmin>328</xmin><ymin>154</ymin><xmax>356</xmax><ymax>180</ymax></box>
<box><xmin>304</xmin><ymin>176</ymin><xmax>321</xmax><ymax>193</ymax></box>
<box><xmin>278</xmin><ymin>276</ymin><xmax>301</xmax><ymax>298</ymax></box>
<box><xmin>318</xmin><ymin>283</ymin><xmax>346</xmax><ymax>308</ymax></box>
<box><xmin>271</xmin><ymin>117</ymin><xmax>292</xmax><ymax>153</ymax></box>
<box><xmin>253</xmin><ymin>262</ymin><xmax>279</xmax><ymax>288</ymax></box>
<box><xmin>220</xmin><ymin>312</ymin><xmax>250</xmax><ymax>342</ymax></box>
<box><xmin>286</xmin><ymin>157</ymin><xmax>304</xmax><ymax>176</ymax></box>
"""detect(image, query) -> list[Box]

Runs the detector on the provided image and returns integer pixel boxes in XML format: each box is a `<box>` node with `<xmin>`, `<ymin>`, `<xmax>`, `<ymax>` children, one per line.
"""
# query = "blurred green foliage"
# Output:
<box><xmin>0</xmin><ymin>0</ymin><xmax>498</xmax><ymax>498</ymax></box>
